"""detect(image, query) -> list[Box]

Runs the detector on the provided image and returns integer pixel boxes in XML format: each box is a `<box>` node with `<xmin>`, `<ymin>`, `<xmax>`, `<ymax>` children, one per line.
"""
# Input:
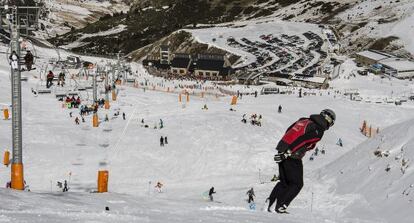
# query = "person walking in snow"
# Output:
<box><xmin>164</xmin><ymin>136</ymin><xmax>168</xmax><ymax>145</ymax></box>
<box><xmin>278</xmin><ymin>105</ymin><xmax>282</xmax><ymax>113</ymax></box>
<box><xmin>246</xmin><ymin>187</ymin><xmax>255</xmax><ymax>203</ymax></box>
<box><xmin>122</xmin><ymin>112</ymin><xmax>126</xmax><ymax>120</ymax></box>
<box><xmin>160</xmin><ymin>136</ymin><xmax>164</xmax><ymax>147</ymax></box>
<box><xmin>209</xmin><ymin>187</ymin><xmax>216</xmax><ymax>201</ymax></box>
<box><xmin>63</xmin><ymin>180</ymin><xmax>68</xmax><ymax>192</ymax></box>
<box><xmin>268</xmin><ymin>109</ymin><xmax>336</xmax><ymax>214</ymax></box>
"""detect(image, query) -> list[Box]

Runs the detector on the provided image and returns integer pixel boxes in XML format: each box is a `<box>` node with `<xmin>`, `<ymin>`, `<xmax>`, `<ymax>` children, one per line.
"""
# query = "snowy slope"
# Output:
<box><xmin>37</xmin><ymin>0</ymin><xmax>129</xmax><ymax>37</ymax></box>
<box><xmin>320</xmin><ymin>118</ymin><xmax>414</xmax><ymax>223</ymax></box>
<box><xmin>336</xmin><ymin>0</ymin><xmax>414</xmax><ymax>54</ymax></box>
<box><xmin>1</xmin><ymin>43</ymin><xmax>414</xmax><ymax>222</ymax></box>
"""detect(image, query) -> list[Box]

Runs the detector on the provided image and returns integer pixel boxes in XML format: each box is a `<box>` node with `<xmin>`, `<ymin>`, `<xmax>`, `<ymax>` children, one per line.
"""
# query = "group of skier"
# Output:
<box><xmin>241</xmin><ymin>113</ymin><xmax>262</xmax><ymax>126</ymax></box>
<box><xmin>160</xmin><ymin>136</ymin><xmax>168</xmax><ymax>146</ymax></box>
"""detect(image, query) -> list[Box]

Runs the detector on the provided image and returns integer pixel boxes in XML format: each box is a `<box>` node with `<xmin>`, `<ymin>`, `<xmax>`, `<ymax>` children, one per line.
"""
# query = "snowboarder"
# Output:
<box><xmin>160</xmin><ymin>136</ymin><xmax>164</xmax><ymax>147</ymax></box>
<box><xmin>24</xmin><ymin>50</ymin><xmax>34</xmax><ymax>71</ymax></box>
<box><xmin>268</xmin><ymin>109</ymin><xmax>336</xmax><ymax>214</ymax></box>
<box><xmin>278</xmin><ymin>105</ymin><xmax>282</xmax><ymax>113</ymax></box>
<box><xmin>122</xmin><ymin>112</ymin><xmax>126</xmax><ymax>120</ymax></box>
<box><xmin>246</xmin><ymin>188</ymin><xmax>255</xmax><ymax>203</ymax></box>
<box><xmin>63</xmin><ymin>180</ymin><xmax>68</xmax><ymax>192</ymax></box>
<box><xmin>209</xmin><ymin>187</ymin><xmax>216</xmax><ymax>201</ymax></box>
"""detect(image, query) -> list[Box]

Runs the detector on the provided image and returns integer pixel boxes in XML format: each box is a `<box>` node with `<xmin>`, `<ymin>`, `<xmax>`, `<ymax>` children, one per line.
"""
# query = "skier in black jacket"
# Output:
<box><xmin>209</xmin><ymin>187</ymin><xmax>216</xmax><ymax>201</ymax></box>
<box><xmin>268</xmin><ymin>109</ymin><xmax>335</xmax><ymax>214</ymax></box>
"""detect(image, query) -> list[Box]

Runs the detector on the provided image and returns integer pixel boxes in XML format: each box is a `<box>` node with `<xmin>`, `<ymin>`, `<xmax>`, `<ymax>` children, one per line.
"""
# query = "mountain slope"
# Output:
<box><xmin>320</xmin><ymin>118</ymin><xmax>414</xmax><ymax>223</ymax></box>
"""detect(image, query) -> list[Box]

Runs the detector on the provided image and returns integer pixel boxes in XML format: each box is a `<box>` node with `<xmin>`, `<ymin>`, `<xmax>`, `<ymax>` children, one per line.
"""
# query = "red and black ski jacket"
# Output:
<box><xmin>276</xmin><ymin>114</ymin><xmax>328</xmax><ymax>159</ymax></box>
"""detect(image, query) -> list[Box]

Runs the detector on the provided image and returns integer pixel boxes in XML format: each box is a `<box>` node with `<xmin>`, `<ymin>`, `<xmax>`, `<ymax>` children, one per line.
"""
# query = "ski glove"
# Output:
<box><xmin>274</xmin><ymin>150</ymin><xmax>291</xmax><ymax>163</ymax></box>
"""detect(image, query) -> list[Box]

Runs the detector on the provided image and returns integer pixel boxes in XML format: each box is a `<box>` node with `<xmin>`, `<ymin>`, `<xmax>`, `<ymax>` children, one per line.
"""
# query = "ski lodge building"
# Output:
<box><xmin>379</xmin><ymin>58</ymin><xmax>414</xmax><ymax>79</ymax></box>
<box><xmin>355</xmin><ymin>50</ymin><xmax>414</xmax><ymax>79</ymax></box>
<box><xmin>170</xmin><ymin>54</ymin><xmax>191</xmax><ymax>75</ymax></box>
<box><xmin>355</xmin><ymin>50</ymin><xmax>394</xmax><ymax>66</ymax></box>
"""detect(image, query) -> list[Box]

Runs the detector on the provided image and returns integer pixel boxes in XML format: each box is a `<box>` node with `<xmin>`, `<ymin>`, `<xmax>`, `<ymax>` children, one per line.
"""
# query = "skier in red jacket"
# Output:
<box><xmin>268</xmin><ymin>109</ymin><xmax>336</xmax><ymax>214</ymax></box>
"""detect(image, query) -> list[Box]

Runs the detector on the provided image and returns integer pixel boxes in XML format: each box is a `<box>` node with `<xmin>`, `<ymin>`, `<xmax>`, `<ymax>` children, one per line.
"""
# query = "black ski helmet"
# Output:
<box><xmin>320</xmin><ymin>109</ymin><xmax>336</xmax><ymax>127</ymax></box>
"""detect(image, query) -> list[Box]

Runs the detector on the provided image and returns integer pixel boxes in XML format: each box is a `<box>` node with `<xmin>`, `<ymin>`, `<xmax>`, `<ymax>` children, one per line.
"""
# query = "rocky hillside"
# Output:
<box><xmin>48</xmin><ymin>0</ymin><xmax>353</xmax><ymax>57</ymax></box>
<box><xmin>128</xmin><ymin>30</ymin><xmax>240</xmax><ymax>63</ymax></box>
<box><xmin>45</xmin><ymin>0</ymin><xmax>414</xmax><ymax>60</ymax></box>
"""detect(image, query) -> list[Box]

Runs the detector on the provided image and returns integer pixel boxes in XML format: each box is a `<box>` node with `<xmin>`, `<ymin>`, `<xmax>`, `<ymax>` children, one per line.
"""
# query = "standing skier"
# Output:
<box><xmin>63</xmin><ymin>180</ymin><xmax>69</xmax><ymax>192</ymax></box>
<box><xmin>209</xmin><ymin>187</ymin><xmax>216</xmax><ymax>201</ymax></box>
<box><xmin>267</xmin><ymin>109</ymin><xmax>335</xmax><ymax>214</ymax></box>
<box><xmin>246</xmin><ymin>187</ymin><xmax>255</xmax><ymax>203</ymax></box>
<box><xmin>160</xmin><ymin>136</ymin><xmax>164</xmax><ymax>147</ymax></box>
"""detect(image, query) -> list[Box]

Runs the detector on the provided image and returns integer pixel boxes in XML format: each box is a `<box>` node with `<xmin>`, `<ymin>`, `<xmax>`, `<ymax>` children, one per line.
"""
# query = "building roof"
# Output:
<box><xmin>379</xmin><ymin>59</ymin><xmax>414</xmax><ymax>71</ymax></box>
<box><xmin>356</xmin><ymin>50</ymin><xmax>394</xmax><ymax>61</ymax></box>
<box><xmin>292</xmin><ymin>76</ymin><xmax>326</xmax><ymax>84</ymax></box>
<box><xmin>195</xmin><ymin>59</ymin><xmax>225</xmax><ymax>71</ymax></box>
<box><xmin>171</xmin><ymin>57</ymin><xmax>191</xmax><ymax>69</ymax></box>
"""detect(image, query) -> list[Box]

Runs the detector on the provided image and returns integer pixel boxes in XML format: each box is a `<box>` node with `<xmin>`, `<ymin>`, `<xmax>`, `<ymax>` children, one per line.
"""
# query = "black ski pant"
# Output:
<box><xmin>268</xmin><ymin>157</ymin><xmax>303</xmax><ymax>210</ymax></box>
<box><xmin>248</xmin><ymin>195</ymin><xmax>254</xmax><ymax>203</ymax></box>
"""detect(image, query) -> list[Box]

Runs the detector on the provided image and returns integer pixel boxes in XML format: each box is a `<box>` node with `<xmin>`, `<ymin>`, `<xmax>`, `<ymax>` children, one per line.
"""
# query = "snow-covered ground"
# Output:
<box><xmin>1</xmin><ymin>43</ymin><xmax>414</xmax><ymax>222</ymax></box>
